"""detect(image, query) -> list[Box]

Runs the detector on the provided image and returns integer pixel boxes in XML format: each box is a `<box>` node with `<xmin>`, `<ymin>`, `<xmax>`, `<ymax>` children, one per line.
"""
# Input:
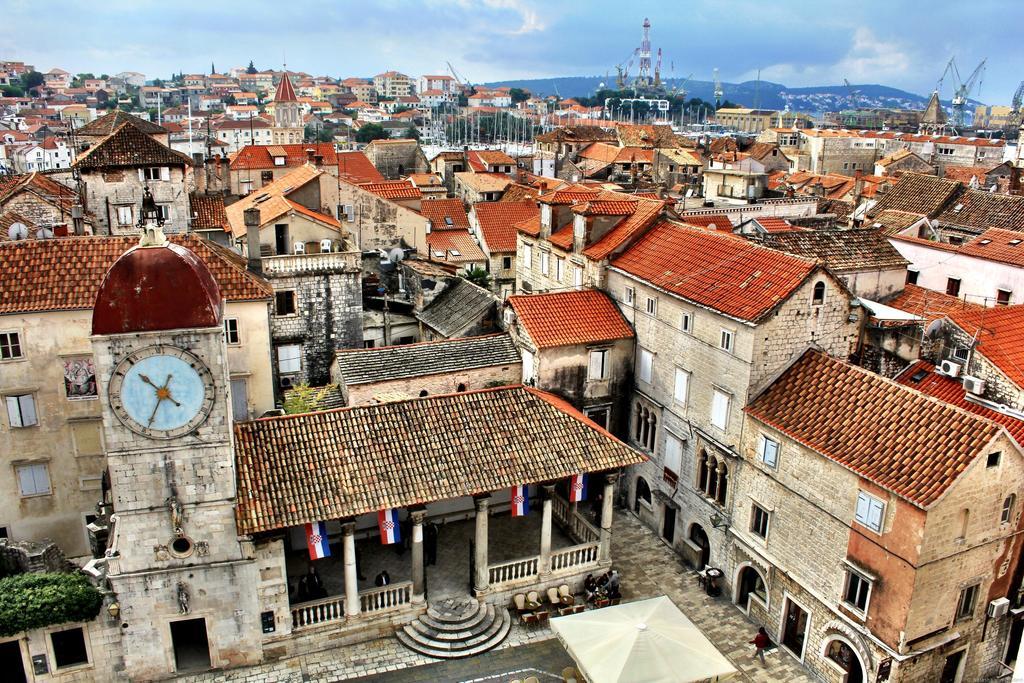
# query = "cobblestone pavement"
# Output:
<box><xmin>181</xmin><ymin>511</ymin><xmax>813</xmax><ymax>682</ymax></box>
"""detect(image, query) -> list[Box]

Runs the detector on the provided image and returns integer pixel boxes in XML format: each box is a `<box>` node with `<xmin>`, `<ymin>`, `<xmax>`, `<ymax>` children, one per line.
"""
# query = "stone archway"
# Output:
<box><xmin>634</xmin><ymin>476</ymin><xmax>652</xmax><ymax>514</ymax></box>
<box><xmin>689</xmin><ymin>523</ymin><xmax>710</xmax><ymax>568</ymax></box>
<box><xmin>734</xmin><ymin>563</ymin><xmax>767</xmax><ymax>612</ymax></box>
<box><xmin>823</xmin><ymin>636</ymin><xmax>866</xmax><ymax>683</ymax></box>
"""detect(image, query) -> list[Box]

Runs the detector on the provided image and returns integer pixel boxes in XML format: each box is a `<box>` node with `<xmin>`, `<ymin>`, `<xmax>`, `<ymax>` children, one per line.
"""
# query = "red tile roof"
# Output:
<box><xmin>336</xmin><ymin>151</ymin><xmax>385</xmax><ymax>184</ymax></box>
<box><xmin>948</xmin><ymin>305</ymin><xmax>1024</xmax><ymax>389</ymax></box>
<box><xmin>958</xmin><ymin>228</ymin><xmax>1024</xmax><ymax>267</ymax></box>
<box><xmin>231</xmin><ymin>143</ymin><xmax>338</xmax><ymax>171</ymax></box>
<box><xmin>0</xmin><ymin>235</ymin><xmax>271</xmax><ymax>315</ymax></box>
<box><xmin>680</xmin><ymin>215</ymin><xmax>734</xmax><ymax>232</ymax></box>
<box><xmin>752</xmin><ymin>216</ymin><xmax>801</xmax><ymax>233</ymax></box>
<box><xmin>747</xmin><ymin>349</ymin><xmax>1003</xmax><ymax>508</ymax></box>
<box><xmin>474</xmin><ymin>201</ymin><xmax>538</xmax><ymax>252</ymax></box>
<box><xmin>514</xmin><ymin>214</ymin><xmax>542</xmax><ymax>237</ymax></box>
<box><xmin>427</xmin><ymin>229</ymin><xmax>485</xmax><ymax>263</ymax></box>
<box><xmin>896</xmin><ymin>361</ymin><xmax>1024</xmax><ymax>448</ymax></box>
<box><xmin>360</xmin><ymin>181</ymin><xmax>422</xmax><ymax>201</ymax></box>
<box><xmin>189</xmin><ymin>193</ymin><xmax>230</xmax><ymax>232</ymax></box>
<box><xmin>508</xmin><ymin>289</ymin><xmax>634</xmax><ymax>348</ymax></box>
<box><xmin>572</xmin><ymin>200</ymin><xmax>637</xmax><ymax>216</ymax></box>
<box><xmin>274</xmin><ymin>73</ymin><xmax>298</xmax><ymax>103</ymax></box>
<box><xmin>610</xmin><ymin>221</ymin><xmax>817</xmax><ymax>322</ymax></box>
<box><xmin>583</xmin><ymin>199</ymin><xmax>665</xmax><ymax>260</ymax></box>
<box><xmin>883</xmin><ymin>284</ymin><xmax>983</xmax><ymax>324</ymax></box>
<box><xmin>419</xmin><ymin>198</ymin><xmax>469</xmax><ymax>230</ymax></box>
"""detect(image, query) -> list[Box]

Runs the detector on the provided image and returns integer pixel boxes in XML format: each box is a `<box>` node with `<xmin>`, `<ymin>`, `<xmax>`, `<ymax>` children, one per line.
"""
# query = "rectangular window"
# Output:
<box><xmin>573</xmin><ymin>266</ymin><xmax>584</xmax><ymax>289</ymax></box>
<box><xmin>673</xmin><ymin>367</ymin><xmax>690</xmax><ymax>405</ymax></box>
<box><xmin>555</xmin><ymin>258</ymin><xmax>565</xmax><ymax>282</ymax></box>
<box><xmin>588</xmin><ymin>349</ymin><xmax>608</xmax><ymax>381</ymax></box>
<box><xmin>711</xmin><ymin>389</ymin><xmax>730</xmax><ymax>430</ymax></box>
<box><xmin>502</xmin><ymin>256</ymin><xmax>513</xmax><ymax>270</ymax></box>
<box><xmin>16</xmin><ymin>463</ymin><xmax>50</xmax><ymax>496</ymax></box>
<box><xmin>645</xmin><ymin>296</ymin><xmax>657</xmax><ymax>316</ymax></box>
<box><xmin>51</xmin><ymin>626</ymin><xmax>89</xmax><ymax>668</ymax></box>
<box><xmin>141</xmin><ymin>167</ymin><xmax>162</xmax><ymax>181</ymax></box>
<box><xmin>624</xmin><ymin>286</ymin><xmax>635</xmax><ymax>306</ymax></box>
<box><xmin>956</xmin><ymin>584</ymin><xmax>979</xmax><ymax>621</ymax></box>
<box><xmin>156</xmin><ymin>204</ymin><xmax>173</xmax><ymax>222</ymax></box>
<box><xmin>0</xmin><ymin>331</ymin><xmax>22</xmax><ymax>360</ymax></box>
<box><xmin>720</xmin><ymin>329</ymin><xmax>734</xmax><ymax>353</ymax></box>
<box><xmin>638</xmin><ymin>347</ymin><xmax>654</xmax><ymax>384</ymax></box>
<box><xmin>275</xmin><ymin>291</ymin><xmax>296</xmax><ymax>316</ymax></box>
<box><xmin>224</xmin><ymin>318</ymin><xmax>240</xmax><ymax>345</ymax></box>
<box><xmin>277</xmin><ymin>344</ymin><xmax>301</xmax><ymax>374</ymax></box>
<box><xmin>843</xmin><ymin>569</ymin><xmax>871</xmax><ymax>612</ymax></box>
<box><xmin>758</xmin><ymin>434</ymin><xmax>780</xmax><ymax>468</ymax></box>
<box><xmin>116</xmin><ymin>205</ymin><xmax>133</xmax><ymax>225</ymax></box>
<box><xmin>6</xmin><ymin>394</ymin><xmax>37</xmax><ymax>428</ymax></box>
<box><xmin>953</xmin><ymin>346</ymin><xmax>970</xmax><ymax>362</ymax></box>
<box><xmin>997</xmin><ymin>289</ymin><xmax>1012</xmax><ymax>306</ymax></box>
<box><xmin>664</xmin><ymin>433</ymin><xmax>683</xmax><ymax>479</ymax></box>
<box><xmin>987</xmin><ymin>451</ymin><xmax>1001</xmax><ymax>468</ymax></box>
<box><xmin>523</xmin><ymin>243</ymin><xmax>532</xmax><ymax>269</ymax></box>
<box><xmin>751</xmin><ymin>503</ymin><xmax>770</xmax><ymax>539</ymax></box>
<box><xmin>855</xmin><ymin>491</ymin><xmax>885</xmax><ymax>533</ymax></box>
<box><xmin>946</xmin><ymin>277</ymin><xmax>961</xmax><ymax>297</ymax></box>
<box><xmin>906</xmin><ymin>269</ymin><xmax>919</xmax><ymax>285</ymax></box>
<box><xmin>680</xmin><ymin>311</ymin><xmax>693</xmax><ymax>334</ymax></box>
<box><xmin>541</xmin><ymin>252</ymin><xmax>549</xmax><ymax>276</ymax></box>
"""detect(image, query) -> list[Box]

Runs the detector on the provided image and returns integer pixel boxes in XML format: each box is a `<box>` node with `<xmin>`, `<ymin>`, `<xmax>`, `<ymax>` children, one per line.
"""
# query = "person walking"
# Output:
<box><xmin>750</xmin><ymin>626</ymin><xmax>771</xmax><ymax>666</ymax></box>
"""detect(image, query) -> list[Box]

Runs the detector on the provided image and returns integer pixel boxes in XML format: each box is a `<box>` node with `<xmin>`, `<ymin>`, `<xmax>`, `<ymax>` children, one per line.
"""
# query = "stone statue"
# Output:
<box><xmin>177</xmin><ymin>581</ymin><xmax>190</xmax><ymax>614</ymax></box>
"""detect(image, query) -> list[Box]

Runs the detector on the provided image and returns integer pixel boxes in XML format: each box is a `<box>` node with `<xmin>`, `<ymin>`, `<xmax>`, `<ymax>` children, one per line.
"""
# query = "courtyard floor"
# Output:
<box><xmin>181</xmin><ymin>511</ymin><xmax>813</xmax><ymax>683</ymax></box>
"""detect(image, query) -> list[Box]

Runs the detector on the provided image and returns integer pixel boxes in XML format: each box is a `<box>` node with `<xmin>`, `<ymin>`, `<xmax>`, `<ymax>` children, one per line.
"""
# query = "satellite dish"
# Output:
<box><xmin>388</xmin><ymin>247</ymin><xmax>405</xmax><ymax>263</ymax></box>
<box><xmin>7</xmin><ymin>222</ymin><xmax>28</xmax><ymax>240</ymax></box>
<box><xmin>925</xmin><ymin>318</ymin><xmax>944</xmax><ymax>339</ymax></box>
<box><xmin>36</xmin><ymin>226</ymin><xmax>54</xmax><ymax>240</ymax></box>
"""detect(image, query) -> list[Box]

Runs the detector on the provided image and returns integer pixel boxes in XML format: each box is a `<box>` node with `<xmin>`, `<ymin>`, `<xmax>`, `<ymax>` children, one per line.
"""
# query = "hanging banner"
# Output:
<box><xmin>378</xmin><ymin>508</ymin><xmax>402</xmax><ymax>545</ymax></box>
<box><xmin>511</xmin><ymin>484</ymin><xmax>530</xmax><ymax>516</ymax></box>
<box><xmin>305</xmin><ymin>521</ymin><xmax>331</xmax><ymax>560</ymax></box>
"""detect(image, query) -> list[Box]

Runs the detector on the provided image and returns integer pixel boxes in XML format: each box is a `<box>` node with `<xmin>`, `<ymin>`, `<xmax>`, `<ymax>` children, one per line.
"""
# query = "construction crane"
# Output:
<box><xmin>674</xmin><ymin>73</ymin><xmax>693</xmax><ymax>101</ymax></box>
<box><xmin>843</xmin><ymin>79</ymin><xmax>861</xmax><ymax>110</ymax></box>
<box><xmin>950</xmin><ymin>58</ymin><xmax>986</xmax><ymax>129</ymax></box>
<box><xmin>654</xmin><ymin>48</ymin><xmax>662</xmax><ymax>87</ymax></box>
<box><xmin>1008</xmin><ymin>80</ymin><xmax>1024</xmax><ymax>131</ymax></box>
<box><xmin>446</xmin><ymin>61</ymin><xmax>467</xmax><ymax>89</ymax></box>
<box><xmin>713</xmin><ymin>68</ymin><xmax>723</xmax><ymax>109</ymax></box>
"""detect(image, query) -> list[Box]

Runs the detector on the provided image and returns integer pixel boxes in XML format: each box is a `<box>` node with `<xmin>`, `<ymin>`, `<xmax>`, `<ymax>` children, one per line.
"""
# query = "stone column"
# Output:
<box><xmin>473</xmin><ymin>495</ymin><xmax>490</xmax><ymax>594</ymax></box>
<box><xmin>539</xmin><ymin>484</ymin><xmax>554</xmax><ymax>577</ymax></box>
<box><xmin>410</xmin><ymin>509</ymin><xmax>426</xmax><ymax>604</ymax></box>
<box><xmin>342</xmin><ymin>520</ymin><xmax>360</xmax><ymax>618</ymax></box>
<box><xmin>598</xmin><ymin>473</ymin><xmax>618</xmax><ymax>565</ymax></box>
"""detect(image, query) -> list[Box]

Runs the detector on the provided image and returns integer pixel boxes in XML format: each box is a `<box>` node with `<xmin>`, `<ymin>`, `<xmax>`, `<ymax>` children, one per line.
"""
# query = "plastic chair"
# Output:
<box><xmin>547</xmin><ymin>586</ymin><xmax>562</xmax><ymax>605</ymax></box>
<box><xmin>558</xmin><ymin>584</ymin><xmax>574</xmax><ymax>604</ymax></box>
<box><xmin>526</xmin><ymin>590</ymin><xmax>542</xmax><ymax>610</ymax></box>
<box><xmin>512</xmin><ymin>593</ymin><xmax>528</xmax><ymax>612</ymax></box>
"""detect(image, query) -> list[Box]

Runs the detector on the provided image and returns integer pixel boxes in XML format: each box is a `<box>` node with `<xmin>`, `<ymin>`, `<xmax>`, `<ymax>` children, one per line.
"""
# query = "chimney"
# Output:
<box><xmin>314</xmin><ymin>153</ymin><xmax>324</xmax><ymax>167</ymax></box>
<box><xmin>853</xmin><ymin>169</ymin><xmax>864</xmax><ymax>205</ymax></box>
<box><xmin>305</xmin><ymin>148</ymin><xmax>315</xmax><ymax>163</ymax></box>
<box><xmin>71</xmin><ymin>205</ymin><xmax>84</xmax><ymax>236</ymax></box>
<box><xmin>244</xmin><ymin>207</ymin><xmax>262</xmax><ymax>273</ymax></box>
<box><xmin>1010</xmin><ymin>164</ymin><xmax>1022</xmax><ymax>196</ymax></box>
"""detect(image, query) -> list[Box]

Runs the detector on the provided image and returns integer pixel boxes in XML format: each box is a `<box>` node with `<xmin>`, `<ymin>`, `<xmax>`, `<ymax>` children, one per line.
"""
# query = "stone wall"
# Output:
<box><xmin>339</xmin><ymin>182</ymin><xmax>429</xmax><ymax>252</ymax></box>
<box><xmin>81</xmin><ymin>166</ymin><xmax>193</xmax><ymax>235</ymax></box>
<box><xmin>340</xmin><ymin>363</ymin><xmax>520</xmax><ymax>405</ymax></box>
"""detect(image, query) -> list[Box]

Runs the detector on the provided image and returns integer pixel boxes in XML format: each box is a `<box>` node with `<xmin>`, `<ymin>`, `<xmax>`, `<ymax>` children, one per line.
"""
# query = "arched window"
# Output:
<box><xmin>697</xmin><ymin>453</ymin><xmax>728</xmax><ymax>507</ymax></box>
<box><xmin>812</xmin><ymin>281</ymin><xmax>826</xmax><ymax>306</ymax></box>
<box><xmin>418</xmin><ymin>389</ymin><xmax>429</xmax><ymax>397</ymax></box>
<box><xmin>716</xmin><ymin>463</ymin><xmax>729</xmax><ymax>505</ymax></box>
<box><xmin>457</xmin><ymin>383</ymin><xmax>467</xmax><ymax>392</ymax></box>
<box><xmin>697</xmin><ymin>452</ymin><xmax>710</xmax><ymax>492</ymax></box>
<box><xmin>636</xmin><ymin>477</ymin><xmax>652</xmax><ymax>506</ymax></box>
<box><xmin>633</xmin><ymin>403</ymin><xmax>657</xmax><ymax>452</ymax></box>
<box><xmin>1002</xmin><ymin>494</ymin><xmax>1017</xmax><ymax>524</ymax></box>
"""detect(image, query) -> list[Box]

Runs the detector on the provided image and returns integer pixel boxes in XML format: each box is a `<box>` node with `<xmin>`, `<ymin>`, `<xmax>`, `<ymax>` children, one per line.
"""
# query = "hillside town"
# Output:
<box><xmin>3</xmin><ymin>12</ymin><xmax>1024</xmax><ymax>683</ymax></box>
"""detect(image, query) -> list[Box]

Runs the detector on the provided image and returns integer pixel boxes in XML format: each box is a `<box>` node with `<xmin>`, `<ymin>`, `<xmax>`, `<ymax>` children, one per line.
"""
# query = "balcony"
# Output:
<box><xmin>260</xmin><ymin>250</ymin><xmax>361</xmax><ymax>276</ymax></box>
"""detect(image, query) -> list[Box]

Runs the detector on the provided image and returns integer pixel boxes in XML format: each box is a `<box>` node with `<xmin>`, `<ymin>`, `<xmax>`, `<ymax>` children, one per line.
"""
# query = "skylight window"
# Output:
<box><xmin>1011</xmin><ymin>240</ymin><xmax>1023</xmax><ymax>246</ymax></box>
<box><xmin>979</xmin><ymin>239</ymin><xmax>992</xmax><ymax>245</ymax></box>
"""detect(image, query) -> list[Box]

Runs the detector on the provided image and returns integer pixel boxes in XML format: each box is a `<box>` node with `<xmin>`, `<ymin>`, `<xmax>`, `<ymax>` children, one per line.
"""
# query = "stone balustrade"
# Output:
<box><xmin>359</xmin><ymin>580</ymin><xmax>412</xmax><ymax>614</ymax></box>
<box><xmin>551</xmin><ymin>494</ymin><xmax>600</xmax><ymax>544</ymax></box>
<box><xmin>488</xmin><ymin>555</ymin><xmax>539</xmax><ymax>586</ymax></box>
<box><xmin>290</xmin><ymin>580</ymin><xmax>413</xmax><ymax>631</ymax></box>
<box><xmin>550</xmin><ymin>543</ymin><xmax>599</xmax><ymax>572</ymax></box>
<box><xmin>260</xmin><ymin>250</ymin><xmax>360</xmax><ymax>275</ymax></box>
<box><xmin>291</xmin><ymin>594</ymin><xmax>345</xmax><ymax>629</ymax></box>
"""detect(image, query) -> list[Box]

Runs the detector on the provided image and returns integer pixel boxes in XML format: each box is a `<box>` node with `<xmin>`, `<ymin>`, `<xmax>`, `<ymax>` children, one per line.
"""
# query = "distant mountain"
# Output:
<box><xmin>481</xmin><ymin>76</ymin><xmax>979</xmax><ymax>113</ymax></box>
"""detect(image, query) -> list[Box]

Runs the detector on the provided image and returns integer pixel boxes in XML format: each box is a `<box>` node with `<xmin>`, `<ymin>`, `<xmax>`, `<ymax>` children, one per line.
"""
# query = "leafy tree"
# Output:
<box><xmin>355</xmin><ymin>122</ymin><xmax>388</xmax><ymax>143</ymax></box>
<box><xmin>246</xmin><ymin>60</ymin><xmax>257</xmax><ymax>75</ymax></box>
<box><xmin>20</xmin><ymin>70</ymin><xmax>44</xmax><ymax>92</ymax></box>
<box><xmin>509</xmin><ymin>87</ymin><xmax>530</xmax><ymax>103</ymax></box>
<box><xmin>100</xmin><ymin>73</ymin><xmax>109</xmax><ymax>80</ymax></box>
<box><xmin>1</xmin><ymin>85</ymin><xmax>24</xmax><ymax>97</ymax></box>
<box><xmin>0</xmin><ymin>573</ymin><xmax>104</xmax><ymax>637</ymax></box>
<box><xmin>464</xmin><ymin>267</ymin><xmax>491</xmax><ymax>289</ymax></box>
<box><xmin>223</xmin><ymin>93</ymin><xmax>237</xmax><ymax>106</ymax></box>
<box><xmin>404</xmin><ymin>125</ymin><xmax>420</xmax><ymax>140</ymax></box>
<box><xmin>283</xmin><ymin>384</ymin><xmax>333</xmax><ymax>414</ymax></box>
<box><xmin>153</xmin><ymin>78</ymin><xmax>164</xmax><ymax>88</ymax></box>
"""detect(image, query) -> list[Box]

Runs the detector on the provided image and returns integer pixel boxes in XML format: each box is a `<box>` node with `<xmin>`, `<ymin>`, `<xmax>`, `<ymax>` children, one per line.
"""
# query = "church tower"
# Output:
<box><xmin>91</xmin><ymin>219</ymin><xmax>263</xmax><ymax>678</ymax></box>
<box><xmin>272</xmin><ymin>72</ymin><xmax>303</xmax><ymax>144</ymax></box>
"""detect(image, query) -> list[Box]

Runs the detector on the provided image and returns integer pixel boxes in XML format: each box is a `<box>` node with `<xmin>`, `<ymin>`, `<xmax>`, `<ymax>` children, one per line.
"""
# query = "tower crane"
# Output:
<box><xmin>713</xmin><ymin>68</ymin><xmax>723</xmax><ymax>109</ymax></box>
<box><xmin>654</xmin><ymin>48</ymin><xmax>663</xmax><ymax>87</ymax></box>
<box><xmin>843</xmin><ymin>78</ymin><xmax>861</xmax><ymax>110</ymax></box>
<box><xmin>446</xmin><ymin>61</ymin><xmax>467</xmax><ymax>89</ymax></box>
<box><xmin>1008</xmin><ymin>80</ymin><xmax>1024</xmax><ymax>131</ymax></box>
<box><xmin>950</xmin><ymin>58</ymin><xmax>986</xmax><ymax>129</ymax></box>
<box><xmin>675</xmin><ymin>73</ymin><xmax>693</xmax><ymax>101</ymax></box>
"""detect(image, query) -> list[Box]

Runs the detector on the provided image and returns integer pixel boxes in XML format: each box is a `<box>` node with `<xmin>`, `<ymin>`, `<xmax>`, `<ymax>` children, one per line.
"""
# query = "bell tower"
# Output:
<box><xmin>91</xmin><ymin>221</ymin><xmax>262</xmax><ymax>678</ymax></box>
<box><xmin>272</xmin><ymin>72</ymin><xmax>303</xmax><ymax>144</ymax></box>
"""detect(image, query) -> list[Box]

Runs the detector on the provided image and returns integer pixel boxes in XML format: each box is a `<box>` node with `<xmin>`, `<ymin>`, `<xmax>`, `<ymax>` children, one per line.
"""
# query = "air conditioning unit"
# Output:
<box><xmin>938</xmin><ymin>360</ymin><xmax>962</xmax><ymax>377</ymax></box>
<box><xmin>279</xmin><ymin>376</ymin><xmax>294</xmax><ymax>390</ymax></box>
<box><xmin>962</xmin><ymin>376</ymin><xmax>986</xmax><ymax>396</ymax></box>
<box><xmin>988</xmin><ymin>597</ymin><xmax>1010</xmax><ymax>619</ymax></box>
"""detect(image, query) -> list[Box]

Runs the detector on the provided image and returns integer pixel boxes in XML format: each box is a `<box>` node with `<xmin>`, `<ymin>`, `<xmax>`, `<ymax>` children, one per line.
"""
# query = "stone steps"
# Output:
<box><xmin>397</xmin><ymin>599</ymin><xmax>511</xmax><ymax>659</ymax></box>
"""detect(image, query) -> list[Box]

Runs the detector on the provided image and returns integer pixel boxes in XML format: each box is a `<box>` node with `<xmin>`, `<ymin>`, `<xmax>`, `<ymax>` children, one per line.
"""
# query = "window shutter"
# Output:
<box><xmin>19</xmin><ymin>396</ymin><xmax>36</xmax><ymax>427</ymax></box>
<box><xmin>758</xmin><ymin>435</ymin><xmax>767</xmax><ymax>458</ymax></box>
<box><xmin>664</xmin><ymin>434</ymin><xmax>682</xmax><ymax>474</ymax></box>
<box><xmin>6</xmin><ymin>396</ymin><xmax>22</xmax><ymax>427</ymax></box>
<box><xmin>160</xmin><ymin>166</ymin><xmax>170</xmax><ymax>181</ymax></box>
<box><xmin>639</xmin><ymin>349</ymin><xmax>653</xmax><ymax>383</ymax></box>
<box><xmin>869</xmin><ymin>499</ymin><xmax>885</xmax><ymax>530</ymax></box>
<box><xmin>138</xmin><ymin>169</ymin><xmax>144</xmax><ymax>182</ymax></box>
<box><xmin>18</xmin><ymin>465</ymin><xmax>35</xmax><ymax>494</ymax></box>
<box><xmin>855</xmin><ymin>493</ymin><xmax>871</xmax><ymax>524</ymax></box>
<box><xmin>674</xmin><ymin>368</ymin><xmax>688</xmax><ymax>403</ymax></box>
<box><xmin>589</xmin><ymin>351</ymin><xmax>604</xmax><ymax>379</ymax></box>
<box><xmin>712</xmin><ymin>391</ymin><xmax>729</xmax><ymax>429</ymax></box>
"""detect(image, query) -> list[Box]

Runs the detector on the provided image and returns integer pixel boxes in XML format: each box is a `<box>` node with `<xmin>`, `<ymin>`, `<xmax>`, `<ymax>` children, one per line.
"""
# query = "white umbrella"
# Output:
<box><xmin>550</xmin><ymin>596</ymin><xmax>738</xmax><ymax>683</ymax></box>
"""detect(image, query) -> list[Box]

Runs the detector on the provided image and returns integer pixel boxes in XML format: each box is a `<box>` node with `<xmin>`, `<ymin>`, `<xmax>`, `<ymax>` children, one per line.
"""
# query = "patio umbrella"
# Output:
<box><xmin>550</xmin><ymin>596</ymin><xmax>737</xmax><ymax>683</ymax></box>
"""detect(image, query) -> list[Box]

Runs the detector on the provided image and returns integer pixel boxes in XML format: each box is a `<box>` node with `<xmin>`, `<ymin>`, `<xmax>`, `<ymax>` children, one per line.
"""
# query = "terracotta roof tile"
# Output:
<box><xmin>948</xmin><ymin>305</ymin><xmax>1024</xmax><ymax>389</ymax></box>
<box><xmin>234</xmin><ymin>385</ymin><xmax>645</xmax><ymax>533</ymax></box>
<box><xmin>427</xmin><ymin>229</ymin><xmax>486</xmax><ymax>263</ymax></box>
<box><xmin>337</xmin><ymin>151</ymin><xmax>385</xmax><ymax>184</ymax></box>
<box><xmin>500</xmin><ymin>183</ymin><xmax>540</xmax><ymax>203</ymax></box>
<box><xmin>583</xmin><ymin>199</ymin><xmax>665</xmax><ymax>260</ymax></box>
<box><xmin>76</xmin><ymin>110</ymin><xmax>166</xmax><ymax>137</ymax></box>
<box><xmin>747</xmin><ymin>350</ymin><xmax>1003</xmax><ymax>508</ymax></box>
<box><xmin>610</xmin><ymin>221</ymin><xmax>816</xmax><ymax>322</ymax></box>
<box><xmin>0</xmin><ymin>234</ymin><xmax>271</xmax><ymax>315</ymax></box>
<box><xmin>958</xmin><ymin>228</ymin><xmax>1024</xmax><ymax>267</ymax></box>
<box><xmin>474</xmin><ymin>201</ymin><xmax>538</xmax><ymax>253</ymax></box>
<box><xmin>867</xmin><ymin>173</ymin><xmax>962</xmax><ymax>218</ymax></box>
<box><xmin>755</xmin><ymin>228</ymin><xmax>908</xmax><ymax>272</ymax></box>
<box><xmin>74</xmin><ymin>122</ymin><xmax>193</xmax><ymax>169</ymax></box>
<box><xmin>896</xmin><ymin>361</ymin><xmax>1024</xmax><ymax>448</ymax></box>
<box><xmin>883</xmin><ymin>283</ymin><xmax>983</xmax><ymax>323</ymax></box>
<box><xmin>508</xmin><ymin>290</ymin><xmax>634</xmax><ymax>348</ymax></box>
<box><xmin>680</xmin><ymin>214</ymin><xmax>734</xmax><ymax>232</ymax></box>
<box><xmin>514</xmin><ymin>214</ymin><xmax>541</xmax><ymax>237</ymax></box>
<box><xmin>870</xmin><ymin>209</ymin><xmax>927</xmax><ymax>235</ymax></box>
<box><xmin>231</xmin><ymin>143</ymin><xmax>339</xmax><ymax>171</ymax></box>
<box><xmin>419</xmin><ymin>198</ymin><xmax>469</xmax><ymax>230</ymax></box>
<box><xmin>360</xmin><ymin>181</ymin><xmax>422</xmax><ymax>201</ymax></box>
<box><xmin>934</xmin><ymin>188</ymin><xmax>1024</xmax><ymax>232</ymax></box>
<box><xmin>454</xmin><ymin>172</ymin><xmax>512</xmax><ymax>194</ymax></box>
<box><xmin>189</xmin><ymin>193</ymin><xmax>230</xmax><ymax>232</ymax></box>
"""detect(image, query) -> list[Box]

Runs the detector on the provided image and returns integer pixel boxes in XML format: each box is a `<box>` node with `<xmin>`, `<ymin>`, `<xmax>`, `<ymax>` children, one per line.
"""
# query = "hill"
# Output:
<box><xmin>481</xmin><ymin>76</ymin><xmax>976</xmax><ymax>113</ymax></box>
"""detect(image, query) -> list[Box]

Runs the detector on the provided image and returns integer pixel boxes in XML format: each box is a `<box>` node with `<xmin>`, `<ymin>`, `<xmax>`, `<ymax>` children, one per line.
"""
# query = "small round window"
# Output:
<box><xmin>169</xmin><ymin>536</ymin><xmax>195</xmax><ymax>558</ymax></box>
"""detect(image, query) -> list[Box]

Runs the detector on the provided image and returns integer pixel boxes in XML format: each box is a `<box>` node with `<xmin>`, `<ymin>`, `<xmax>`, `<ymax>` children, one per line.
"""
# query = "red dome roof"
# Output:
<box><xmin>92</xmin><ymin>241</ymin><xmax>223</xmax><ymax>335</ymax></box>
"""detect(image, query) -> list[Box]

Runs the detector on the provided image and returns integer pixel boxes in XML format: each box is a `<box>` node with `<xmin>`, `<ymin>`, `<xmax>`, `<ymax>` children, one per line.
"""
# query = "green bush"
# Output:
<box><xmin>0</xmin><ymin>573</ymin><xmax>103</xmax><ymax>637</ymax></box>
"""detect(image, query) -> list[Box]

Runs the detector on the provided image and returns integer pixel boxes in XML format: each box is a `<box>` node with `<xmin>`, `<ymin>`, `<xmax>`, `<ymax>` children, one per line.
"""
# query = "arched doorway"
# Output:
<box><xmin>735</xmin><ymin>565</ymin><xmax>766</xmax><ymax>611</ymax></box>
<box><xmin>825</xmin><ymin>639</ymin><xmax>865</xmax><ymax>683</ymax></box>
<box><xmin>689</xmin><ymin>523</ymin><xmax>710</xmax><ymax>568</ymax></box>
<box><xmin>634</xmin><ymin>477</ymin><xmax>652</xmax><ymax>514</ymax></box>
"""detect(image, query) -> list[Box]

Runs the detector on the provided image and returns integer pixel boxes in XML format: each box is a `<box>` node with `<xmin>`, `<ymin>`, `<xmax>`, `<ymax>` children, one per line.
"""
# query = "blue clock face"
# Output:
<box><xmin>108</xmin><ymin>345</ymin><xmax>216</xmax><ymax>439</ymax></box>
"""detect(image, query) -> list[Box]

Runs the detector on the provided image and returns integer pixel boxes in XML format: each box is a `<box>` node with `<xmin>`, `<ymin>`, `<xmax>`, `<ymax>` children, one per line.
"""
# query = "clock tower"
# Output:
<box><xmin>91</xmin><ymin>224</ymin><xmax>263</xmax><ymax>678</ymax></box>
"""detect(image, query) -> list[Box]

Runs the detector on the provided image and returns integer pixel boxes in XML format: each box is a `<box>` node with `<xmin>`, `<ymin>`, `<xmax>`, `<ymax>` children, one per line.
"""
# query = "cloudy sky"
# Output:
<box><xmin>2</xmin><ymin>0</ymin><xmax>1019</xmax><ymax>102</ymax></box>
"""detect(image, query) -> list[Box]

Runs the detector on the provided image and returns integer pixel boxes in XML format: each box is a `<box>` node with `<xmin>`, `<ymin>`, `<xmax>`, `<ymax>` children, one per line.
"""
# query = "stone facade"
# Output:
<box><xmin>338</xmin><ymin>181</ymin><xmax>430</xmax><ymax>252</ymax></box>
<box><xmin>1</xmin><ymin>616</ymin><xmax>125</xmax><ymax>682</ymax></box>
<box><xmin>80</xmin><ymin>165</ymin><xmax>193</xmax><ymax>235</ymax></box>
<box><xmin>608</xmin><ymin>266</ymin><xmax>859</xmax><ymax>580</ymax></box>
<box><xmin>334</xmin><ymin>362</ymin><xmax>520</xmax><ymax>405</ymax></box>
<box><xmin>363</xmin><ymin>140</ymin><xmax>428</xmax><ymax>180</ymax></box>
